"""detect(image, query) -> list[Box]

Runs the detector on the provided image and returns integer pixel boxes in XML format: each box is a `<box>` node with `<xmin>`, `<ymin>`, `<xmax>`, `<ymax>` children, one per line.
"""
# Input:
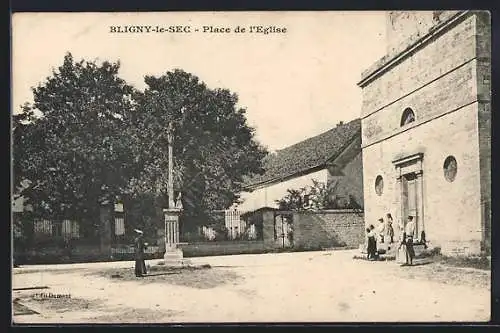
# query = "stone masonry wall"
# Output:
<box><xmin>361</xmin><ymin>14</ymin><xmax>476</xmax><ymax>117</ymax></box>
<box><xmin>362</xmin><ymin>62</ymin><xmax>477</xmax><ymax>148</ymax></box>
<box><xmin>293</xmin><ymin>210</ymin><xmax>365</xmax><ymax>249</ymax></box>
<box><xmin>262</xmin><ymin>209</ymin><xmax>277</xmax><ymax>245</ymax></box>
<box><xmin>385</xmin><ymin>11</ymin><xmax>461</xmax><ymax>57</ymax></box>
<box><xmin>362</xmin><ymin>104</ymin><xmax>483</xmax><ymax>255</ymax></box>
<box><xmin>359</xmin><ymin>12</ymin><xmax>489</xmax><ymax>256</ymax></box>
<box><xmin>180</xmin><ymin>241</ymin><xmax>278</xmax><ymax>258</ymax></box>
<box><xmin>475</xmin><ymin>12</ymin><xmax>491</xmax><ymax>253</ymax></box>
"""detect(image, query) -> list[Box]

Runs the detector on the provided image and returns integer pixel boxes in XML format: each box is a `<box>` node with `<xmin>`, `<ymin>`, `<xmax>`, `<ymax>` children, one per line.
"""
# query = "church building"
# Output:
<box><xmin>357</xmin><ymin>11</ymin><xmax>491</xmax><ymax>256</ymax></box>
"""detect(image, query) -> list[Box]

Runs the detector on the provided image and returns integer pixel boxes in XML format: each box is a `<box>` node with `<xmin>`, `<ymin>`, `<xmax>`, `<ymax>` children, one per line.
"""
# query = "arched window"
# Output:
<box><xmin>400</xmin><ymin>108</ymin><xmax>416</xmax><ymax>126</ymax></box>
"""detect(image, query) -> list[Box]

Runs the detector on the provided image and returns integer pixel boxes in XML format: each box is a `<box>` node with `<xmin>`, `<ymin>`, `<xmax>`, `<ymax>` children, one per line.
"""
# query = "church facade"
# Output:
<box><xmin>358</xmin><ymin>11</ymin><xmax>491</xmax><ymax>256</ymax></box>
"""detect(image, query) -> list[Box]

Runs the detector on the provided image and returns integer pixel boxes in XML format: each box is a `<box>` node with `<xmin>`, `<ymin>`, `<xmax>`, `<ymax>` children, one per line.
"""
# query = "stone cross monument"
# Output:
<box><xmin>163</xmin><ymin>121</ymin><xmax>188</xmax><ymax>266</ymax></box>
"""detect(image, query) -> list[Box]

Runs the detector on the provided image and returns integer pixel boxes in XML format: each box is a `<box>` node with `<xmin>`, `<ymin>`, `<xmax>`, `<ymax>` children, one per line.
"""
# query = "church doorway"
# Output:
<box><xmin>393</xmin><ymin>153</ymin><xmax>425</xmax><ymax>243</ymax></box>
<box><xmin>401</xmin><ymin>172</ymin><xmax>421</xmax><ymax>238</ymax></box>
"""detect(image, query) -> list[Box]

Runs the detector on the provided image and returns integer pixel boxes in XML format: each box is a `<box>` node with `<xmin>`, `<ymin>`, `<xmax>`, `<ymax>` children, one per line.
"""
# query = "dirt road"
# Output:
<box><xmin>12</xmin><ymin>250</ymin><xmax>490</xmax><ymax>323</ymax></box>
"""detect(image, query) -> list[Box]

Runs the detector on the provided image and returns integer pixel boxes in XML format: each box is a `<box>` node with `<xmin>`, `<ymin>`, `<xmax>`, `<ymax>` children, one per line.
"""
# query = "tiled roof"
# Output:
<box><xmin>244</xmin><ymin>118</ymin><xmax>361</xmax><ymax>189</ymax></box>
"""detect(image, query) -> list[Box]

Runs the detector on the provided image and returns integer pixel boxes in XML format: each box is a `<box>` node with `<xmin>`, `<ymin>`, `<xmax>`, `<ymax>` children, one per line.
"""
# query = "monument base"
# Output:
<box><xmin>163</xmin><ymin>248</ymin><xmax>192</xmax><ymax>267</ymax></box>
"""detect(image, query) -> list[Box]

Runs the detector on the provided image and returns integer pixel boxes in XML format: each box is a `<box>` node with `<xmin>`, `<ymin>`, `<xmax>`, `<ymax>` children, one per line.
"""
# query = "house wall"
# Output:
<box><xmin>238</xmin><ymin>143</ymin><xmax>365</xmax><ymax>214</ymax></box>
<box><xmin>327</xmin><ymin>150</ymin><xmax>364</xmax><ymax>208</ymax></box>
<box><xmin>359</xmin><ymin>11</ymin><xmax>490</xmax><ymax>256</ymax></box>
<box><xmin>237</xmin><ymin>169</ymin><xmax>329</xmax><ymax>213</ymax></box>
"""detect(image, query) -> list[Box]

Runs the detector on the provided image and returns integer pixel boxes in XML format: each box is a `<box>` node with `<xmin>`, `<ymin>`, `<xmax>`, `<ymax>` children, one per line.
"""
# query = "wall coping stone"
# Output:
<box><xmin>358</xmin><ymin>11</ymin><xmax>470</xmax><ymax>87</ymax></box>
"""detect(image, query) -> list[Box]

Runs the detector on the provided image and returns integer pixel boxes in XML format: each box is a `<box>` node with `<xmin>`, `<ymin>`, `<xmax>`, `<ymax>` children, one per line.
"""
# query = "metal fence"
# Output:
<box><xmin>33</xmin><ymin>219</ymin><xmax>80</xmax><ymax>240</ymax></box>
<box><xmin>111</xmin><ymin>245</ymin><xmax>160</xmax><ymax>255</ymax></box>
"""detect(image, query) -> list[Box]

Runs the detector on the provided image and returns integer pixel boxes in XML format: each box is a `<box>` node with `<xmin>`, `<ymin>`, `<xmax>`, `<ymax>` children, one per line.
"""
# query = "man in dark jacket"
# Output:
<box><xmin>134</xmin><ymin>229</ymin><xmax>147</xmax><ymax>277</ymax></box>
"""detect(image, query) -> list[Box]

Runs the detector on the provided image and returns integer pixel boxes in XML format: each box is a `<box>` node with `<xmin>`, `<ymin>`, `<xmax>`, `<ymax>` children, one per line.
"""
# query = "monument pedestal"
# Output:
<box><xmin>163</xmin><ymin>208</ymin><xmax>191</xmax><ymax>267</ymax></box>
<box><xmin>163</xmin><ymin>248</ymin><xmax>191</xmax><ymax>267</ymax></box>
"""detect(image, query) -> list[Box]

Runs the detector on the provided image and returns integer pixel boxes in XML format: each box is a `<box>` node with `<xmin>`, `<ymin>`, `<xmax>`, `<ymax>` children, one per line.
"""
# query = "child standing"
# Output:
<box><xmin>366</xmin><ymin>225</ymin><xmax>377</xmax><ymax>260</ymax></box>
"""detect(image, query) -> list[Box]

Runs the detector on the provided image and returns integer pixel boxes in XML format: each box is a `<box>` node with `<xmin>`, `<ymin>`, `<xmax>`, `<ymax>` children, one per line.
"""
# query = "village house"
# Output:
<box><xmin>230</xmin><ymin>118</ymin><xmax>365</xmax><ymax>249</ymax></box>
<box><xmin>357</xmin><ymin>11</ymin><xmax>491</xmax><ymax>256</ymax></box>
<box><xmin>237</xmin><ymin>118</ymin><xmax>364</xmax><ymax>214</ymax></box>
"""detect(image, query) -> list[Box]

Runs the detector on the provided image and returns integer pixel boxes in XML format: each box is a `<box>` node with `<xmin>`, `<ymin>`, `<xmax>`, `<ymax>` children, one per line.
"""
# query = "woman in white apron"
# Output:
<box><xmin>396</xmin><ymin>219</ymin><xmax>407</xmax><ymax>264</ymax></box>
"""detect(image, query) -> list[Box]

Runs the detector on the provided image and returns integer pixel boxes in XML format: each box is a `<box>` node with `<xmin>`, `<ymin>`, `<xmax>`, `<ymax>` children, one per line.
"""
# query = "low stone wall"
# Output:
<box><xmin>179</xmin><ymin>240</ymin><xmax>279</xmax><ymax>258</ymax></box>
<box><xmin>293</xmin><ymin>209</ymin><xmax>365</xmax><ymax>250</ymax></box>
<box><xmin>16</xmin><ymin>243</ymin><xmax>162</xmax><ymax>265</ymax></box>
<box><xmin>20</xmin><ymin>245</ymin><xmax>105</xmax><ymax>265</ymax></box>
<box><xmin>15</xmin><ymin>241</ymin><xmax>278</xmax><ymax>264</ymax></box>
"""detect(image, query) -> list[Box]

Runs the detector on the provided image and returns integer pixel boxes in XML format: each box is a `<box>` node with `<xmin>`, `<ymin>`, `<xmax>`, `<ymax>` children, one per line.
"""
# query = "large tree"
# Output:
<box><xmin>13</xmin><ymin>53</ymin><xmax>138</xmax><ymax>230</ymax></box>
<box><xmin>13</xmin><ymin>55</ymin><xmax>267</xmax><ymax>233</ymax></box>
<box><xmin>129</xmin><ymin>70</ymin><xmax>267</xmax><ymax>229</ymax></box>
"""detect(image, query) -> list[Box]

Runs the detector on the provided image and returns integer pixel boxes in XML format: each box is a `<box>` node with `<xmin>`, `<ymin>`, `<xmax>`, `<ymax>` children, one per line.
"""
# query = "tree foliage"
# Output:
<box><xmin>13</xmin><ymin>55</ymin><xmax>268</xmax><ymax>232</ymax></box>
<box><xmin>13</xmin><ymin>53</ymin><xmax>138</xmax><ymax>222</ymax></box>
<box><xmin>275</xmin><ymin>188</ymin><xmax>308</xmax><ymax>211</ymax></box>
<box><xmin>276</xmin><ymin>179</ymin><xmax>363</xmax><ymax>211</ymax></box>
<box><xmin>130</xmin><ymin>70</ymin><xmax>267</xmax><ymax>229</ymax></box>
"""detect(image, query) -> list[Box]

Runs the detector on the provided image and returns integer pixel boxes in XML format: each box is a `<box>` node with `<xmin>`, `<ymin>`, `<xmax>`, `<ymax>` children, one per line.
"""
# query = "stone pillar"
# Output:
<box><xmin>292</xmin><ymin>212</ymin><xmax>301</xmax><ymax>248</ymax></box>
<box><xmin>163</xmin><ymin>208</ymin><xmax>185</xmax><ymax>265</ymax></box>
<box><xmin>416</xmin><ymin>171</ymin><xmax>425</xmax><ymax>242</ymax></box>
<box><xmin>262</xmin><ymin>209</ymin><xmax>276</xmax><ymax>246</ymax></box>
<box><xmin>395</xmin><ymin>175</ymin><xmax>402</xmax><ymax>241</ymax></box>
<box><xmin>397</xmin><ymin>174</ymin><xmax>405</xmax><ymax>239</ymax></box>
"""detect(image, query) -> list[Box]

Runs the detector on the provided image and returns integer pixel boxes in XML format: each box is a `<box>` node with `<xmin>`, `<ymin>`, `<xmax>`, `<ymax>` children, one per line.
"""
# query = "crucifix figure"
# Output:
<box><xmin>175</xmin><ymin>192</ymin><xmax>183</xmax><ymax>209</ymax></box>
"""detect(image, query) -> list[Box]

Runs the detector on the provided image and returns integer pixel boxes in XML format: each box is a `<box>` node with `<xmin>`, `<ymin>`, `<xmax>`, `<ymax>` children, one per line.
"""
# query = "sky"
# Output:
<box><xmin>12</xmin><ymin>11</ymin><xmax>387</xmax><ymax>151</ymax></box>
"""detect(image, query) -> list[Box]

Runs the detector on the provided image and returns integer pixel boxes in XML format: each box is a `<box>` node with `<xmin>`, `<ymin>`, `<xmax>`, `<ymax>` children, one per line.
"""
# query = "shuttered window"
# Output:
<box><xmin>115</xmin><ymin>217</ymin><xmax>125</xmax><ymax>236</ymax></box>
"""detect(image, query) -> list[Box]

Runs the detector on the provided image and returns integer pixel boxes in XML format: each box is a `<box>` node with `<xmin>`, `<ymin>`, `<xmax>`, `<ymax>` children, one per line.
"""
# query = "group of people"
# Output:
<box><xmin>365</xmin><ymin>213</ymin><xmax>417</xmax><ymax>266</ymax></box>
<box><xmin>365</xmin><ymin>213</ymin><xmax>394</xmax><ymax>260</ymax></box>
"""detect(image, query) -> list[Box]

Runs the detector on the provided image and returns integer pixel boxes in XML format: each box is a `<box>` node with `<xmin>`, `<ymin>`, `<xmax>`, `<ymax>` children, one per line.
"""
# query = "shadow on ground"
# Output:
<box><xmin>87</xmin><ymin>265</ymin><xmax>244</xmax><ymax>289</ymax></box>
<box><xmin>16</xmin><ymin>294</ymin><xmax>105</xmax><ymax>314</ymax></box>
<box><xmin>14</xmin><ymin>293</ymin><xmax>184</xmax><ymax>323</ymax></box>
<box><xmin>358</xmin><ymin>259</ymin><xmax>490</xmax><ymax>290</ymax></box>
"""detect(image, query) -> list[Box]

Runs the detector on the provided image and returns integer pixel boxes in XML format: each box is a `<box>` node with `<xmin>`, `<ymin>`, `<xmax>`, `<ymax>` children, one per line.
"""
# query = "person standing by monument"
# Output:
<box><xmin>134</xmin><ymin>229</ymin><xmax>148</xmax><ymax>277</ymax></box>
